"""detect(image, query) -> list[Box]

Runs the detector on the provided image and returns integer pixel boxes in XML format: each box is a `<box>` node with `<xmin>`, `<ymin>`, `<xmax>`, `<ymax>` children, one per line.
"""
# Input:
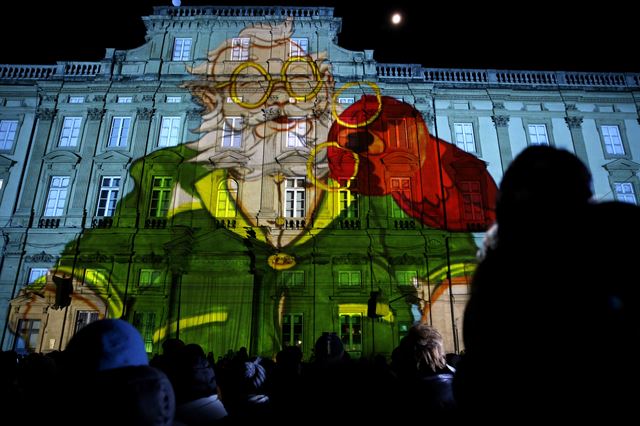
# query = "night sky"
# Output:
<box><xmin>1</xmin><ymin>0</ymin><xmax>638</xmax><ymax>73</ymax></box>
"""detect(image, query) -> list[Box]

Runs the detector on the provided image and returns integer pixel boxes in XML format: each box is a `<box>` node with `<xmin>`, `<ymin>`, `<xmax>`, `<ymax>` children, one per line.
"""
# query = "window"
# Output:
<box><xmin>226</xmin><ymin>96</ymin><xmax>242</xmax><ymax>103</ymax></box>
<box><xmin>117</xmin><ymin>96</ymin><xmax>133</xmax><ymax>104</ymax></box>
<box><xmin>166</xmin><ymin>96</ymin><xmax>181</xmax><ymax>103</ymax></box>
<box><xmin>340</xmin><ymin>314</ymin><xmax>362</xmax><ymax>352</ymax></box>
<box><xmin>337</xmin><ymin>97</ymin><xmax>355</xmax><ymax>105</ymax></box>
<box><xmin>13</xmin><ymin>319</ymin><xmax>40</xmax><ymax>353</ymax></box>
<box><xmin>231</xmin><ymin>37</ymin><xmax>250</xmax><ymax>60</ymax></box>
<box><xmin>282</xmin><ymin>270</ymin><xmax>304</xmax><ymax>288</ymax></box>
<box><xmin>44</xmin><ymin>176</ymin><xmax>69</xmax><ymax>217</ymax></box>
<box><xmin>285</xmin><ymin>178</ymin><xmax>305</xmax><ymax>217</ymax></box>
<box><xmin>338</xmin><ymin>185</ymin><xmax>359</xmax><ymax>218</ymax></box>
<box><xmin>172</xmin><ymin>38</ymin><xmax>192</xmax><ymax>61</ymax></box>
<box><xmin>395</xmin><ymin>270</ymin><xmax>417</xmax><ymax>287</ymax></box>
<box><xmin>75</xmin><ymin>311</ymin><xmax>99</xmax><ymax>333</ymax></box>
<box><xmin>528</xmin><ymin>124</ymin><xmax>549</xmax><ymax>145</ymax></box>
<box><xmin>158</xmin><ymin>117</ymin><xmax>181</xmax><ymax>147</ymax></box>
<box><xmin>96</xmin><ymin>176</ymin><xmax>121</xmax><ymax>217</ymax></box>
<box><xmin>601</xmin><ymin>125</ymin><xmax>625</xmax><ymax>155</ymax></box>
<box><xmin>453</xmin><ymin>122</ymin><xmax>476</xmax><ymax>152</ymax></box>
<box><xmin>133</xmin><ymin>312</ymin><xmax>156</xmax><ymax>353</ymax></box>
<box><xmin>387</xmin><ymin>118</ymin><xmax>414</xmax><ymax>150</ymax></box>
<box><xmin>614</xmin><ymin>182</ymin><xmax>637</xmax><ymax>204</ymax></box>
<box><xmin>290</xmin><ymin>37</ymin><xmax>309</xmax><ymax>56</ymax></box>
<box><xmin>139</xmin><ymin>269</ymin><xmax>163</xmax><ymax>287</ymax></box>
<box><xmin>28</xmin><ymin>268</ymin><xmax>48</xmax><ymax>285</ymax></box>
<box><xmin>68</xmin><ymin>96</ymin><xmax>84</xmax><ymax>104</ymax></box>
<box><xmin>287</xmin><ymin>118</ymin><xmax>307</xmax><ymax>147</ymax></box>
<box><xmin>107</xmin><ymin>117</ymin><xmax>131</xmax><ymax>147</ymax></box>
<box><xmin>59</xmin><ymin>117</ymin><xmax>82</xmax><ymax>147</ymax></box>
<box><xmin>282</xmin><ymin>313</ymin><xmax>303</xmax><ymax>348</ymax></box>
<box><xmin>390</xmin><ymin>177</ymin><xmax>410</xmax><ymax>218</ymax></box>
<box><xmin>149</xmin><ymin>177</ymin><xmax>173</xmax><ymax>218</ymax></box>
<box><xmin>338</xmin><ymin>271</ymin><xmax>361</xmax><ymax>288</ymax></box>
<box><xmin>460</xmin><ymin>181</ymin><xmax>485</xmax><ymax>222</ymax></box>
<box><xmin>0</xmin><ymin>120</ymin><xmax>18</xmax><ymax>150</ymax></box>
<box><xmin>216</xmin><ymin>179</ymin><xmax>238</xmax><ymax>217</ymax></box>
<box><xmin>222</xmin><ymin>117</ymin><xmax>243</xmax><ymax>148</ymax></box>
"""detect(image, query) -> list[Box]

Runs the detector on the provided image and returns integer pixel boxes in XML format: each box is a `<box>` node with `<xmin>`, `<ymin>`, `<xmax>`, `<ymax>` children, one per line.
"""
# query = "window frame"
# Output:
<box><xmin>338</xmin><ymin>270</ymin><xmax>362</xmax><ymax>288</ymax></box>
<box><xmin>282</xmin><ymin>313</ymin><xmax>304</xmax><ymax>348</ymax></box>
<box><xmin>216</xmin><ymin>179</ymin><xmax>238</xmax><ymax>218</ymax></box>
<box><xmin>172</xmin><ymin>37</ymin><xmax>193</xmax><ymax>61</ymax></box>
<box><xmin>221</xmin><ymin>117</ymin><xmax>243</xmax><ymax>148</ymax></box>
<box><xmin>149</xmin><ymin>176</ymin><xmax>173</xmax><ymax>218</ymax></box>
<box><xmin>522</xmin><ymin>117</ymin><xmax>555</xmax><ymax>146</ymax></box>
<box><xmin>290</xmin><ymin>37</ymin><xmax>309</xmax><ymax>57</ymax></box>
<box><xmin>95</xmin><ymin>176</ymin><xmax>121</xmax><ymax>217</ymax></box>
<box><xmin>107</xmin><ymin>116</ymin><xmax>131</xmax><ymax>148</ymax></box>
<box><xmin>284</xmin><ymin>177</ymin><xmax>306</xmax><ymax>218</ymax></box>
<box><xmin>158</xmin><ymin>116</ymin><xmax>182</xmax><ymax>147</ymax></box>
<box><xmin>0</xmin><ymin>119</ymin><xmax>19</xmax><ymax>151</ymax></box>
<box><xmin>448</xmin><ymin>116</ymin><xmax>481</xmax><ymax>156</ymax></box>
<box><xmin>44</xmin><ymin>175</ymin><xmax>70</xmax><ymax>217</ymax></box>
<box><xmin>597</xmin><ymin>121</ymin><xmax>631</xmax><ymax>159</ymax></box>
<box><xmin>286</xmin><ymin>118</ymin><xmax>307</xmax><ymax>148</ymax></box>
<box><xmin>58</xmin><ymin>116</ymin><xmax>83</xmax><ymax>148</ymax></box>
<box><xmin>230</xmin><ymin>37</ymin><xmax>250</xmax><ymax>61</ymax></box>
<box><xmin>613</xmin><ymin>182</ymin><xmax>638</xmax><ymax>204</ymax></box>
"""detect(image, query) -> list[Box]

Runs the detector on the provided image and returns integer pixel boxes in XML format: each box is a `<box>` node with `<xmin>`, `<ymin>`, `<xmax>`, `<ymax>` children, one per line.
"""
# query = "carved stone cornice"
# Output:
<box><xmin>24</xmin><ymin>251</ymin><xmax>55</xmax><ymax>263</ymax></box>
<box><xmin>136</xmin><ymin>107</ymin><xmax>154</xmax><ymax>120</ymax></box>
<box><xmin>491</xmin><ymin>115</ymin><xmax>510</xmax><ymax>127</ymax></box>
<box><xmin>422</xmin><ymin>110</ymin><xmax>435</xmax><ymax>126</ymax></box>
<box><xmin>492</xmin><ymin>102</ymin><xmax>505</xmax><ymax>110</ymax></box>
<box><xmin>36</xmin><ymin>108</ymin><xmax>56</xmax><ymax>121</ymax></box>
<box><xmin>78</xmin><ymin>252</ymin><xmax>112</xmax><ymax>263</ymax></box>
<box><xmin>142</xmin><ymin>95</ymin><xmax>154</xmax><ymax>102</ymax></box>
<box><xmin>87</xmin><ymin>108</ymin><xmax>105</xmax><ymax>121</ymax></box>
<box><xmin>565</xmin><ymin>116</ymin><xmax>584</xmax><ymax>129</ymax></box>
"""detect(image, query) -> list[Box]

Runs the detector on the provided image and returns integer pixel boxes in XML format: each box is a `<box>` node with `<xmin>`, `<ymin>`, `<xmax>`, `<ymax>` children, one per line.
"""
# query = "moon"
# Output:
<box><xmin>391</xmin><ymin>13</ymin><xmax>402</xmax><ymax>25</ymax></box>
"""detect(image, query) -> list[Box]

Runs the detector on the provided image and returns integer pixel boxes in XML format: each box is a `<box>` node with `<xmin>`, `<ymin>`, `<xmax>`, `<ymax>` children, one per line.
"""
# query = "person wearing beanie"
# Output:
<box><xmin>60</xmin><ymin>319</ymin><xmax>175</xmax><ymax>426</ymax></box>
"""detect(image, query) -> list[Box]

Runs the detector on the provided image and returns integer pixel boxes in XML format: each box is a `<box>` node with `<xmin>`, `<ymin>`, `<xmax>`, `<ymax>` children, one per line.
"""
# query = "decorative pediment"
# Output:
<box><xmin>603</xmin><ymin>158</ymin><xmax>640</xmax><ymax>172</ymax></box>
<box><xmin>24</xmin><ymin>251</ymin><xmax>56</xmax><ymax>263</ymax></box>
<box><xmin>275</xmin><ymin>150</ymin><xmax>308</xmax><ymax>164</ymax></box>
<box><xmin>93</xmin><ymin>150</ymin><xmax>132</xmax><ymax>165</ymax></box>
<box><xmin>209</xmin><ymin>150</ymin><xmax>250</xmax><ymax>166</ymax></box>
<box><xmin>0</xmin><ymin>154</ymin><xmax>16</xmax><ymax>171</ymax></box>
<box><xmin>43</xmin><ymin>150</ymin><xmax>81</xmax><ymax>164</ymax></box>
<box><xmin>381</xmin><ymin>152</ymin><xmax>419</xmax><ymax>173</ymax></box>
<box><xmin>147</xmin><ymin>149</ymin><xmax>185</xmax><ymax>163</ymax></box>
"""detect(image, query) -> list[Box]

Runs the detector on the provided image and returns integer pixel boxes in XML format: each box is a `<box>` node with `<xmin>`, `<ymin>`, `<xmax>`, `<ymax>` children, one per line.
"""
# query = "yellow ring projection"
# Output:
<box><xmin>229</xmin><ymin>61</ymin><xmax>273</xmax><ymax>109</ymax></box>
<box><xmin>331</xmin><ymin>81</ymin><xmax>382</xmax><ymax>128</ymax></box>
<box><xmin>307</xmin><ymin>142</ymin><xmax>360</xmax><ymax>191</ymax></box>
<box><xmin>281</xmin><ymin>56</ymin><xmax>323</xmax><ymax>101</ymax></box>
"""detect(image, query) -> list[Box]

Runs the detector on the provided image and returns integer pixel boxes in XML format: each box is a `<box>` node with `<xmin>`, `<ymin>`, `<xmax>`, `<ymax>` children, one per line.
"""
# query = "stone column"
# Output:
<box><xmin>14</xmin><ymin>108</ymin><xmax>56</xmax><ymax>226</ymax></box>
<box><xmin>565</xmin><ymin>115</ymin><xmax>588</xmax><ymax>166</ymax></box>
<box><xmin>492</xmin><ymin>114</ymin><xmax>512</xmax><ymax>172</ymax></box>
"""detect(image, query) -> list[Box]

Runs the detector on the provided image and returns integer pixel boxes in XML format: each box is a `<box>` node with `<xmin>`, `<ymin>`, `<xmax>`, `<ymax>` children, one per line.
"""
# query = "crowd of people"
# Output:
<box><xmin>1</xmin><ymin>146</ymin><xmax>637</xmax><ymax>423</ymax></box>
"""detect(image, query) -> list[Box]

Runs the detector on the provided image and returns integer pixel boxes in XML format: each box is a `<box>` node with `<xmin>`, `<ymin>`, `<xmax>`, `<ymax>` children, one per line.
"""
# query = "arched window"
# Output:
<box><xmin>216</xmin><ymin>179</ymin><xmax>238</xmax><ymax>217</ymax></box>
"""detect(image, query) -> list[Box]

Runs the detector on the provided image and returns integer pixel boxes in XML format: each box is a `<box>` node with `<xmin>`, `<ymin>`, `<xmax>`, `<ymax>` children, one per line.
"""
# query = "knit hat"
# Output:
<box><xmin>244</xmin><ymin>357</ymin><xmax>266</xmax><ymax>390</ymax></box>
<box><xmin>65</xmin><ymin>319</ymin><xmax>149</xmax><ymax>372</ymax></box>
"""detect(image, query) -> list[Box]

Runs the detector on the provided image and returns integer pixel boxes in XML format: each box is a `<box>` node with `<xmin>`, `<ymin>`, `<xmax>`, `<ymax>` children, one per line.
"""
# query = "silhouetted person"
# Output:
<box><xmin>455</xmin><ymin>146</ymin><xmax>640</xmax><ymax>421</ymax></box>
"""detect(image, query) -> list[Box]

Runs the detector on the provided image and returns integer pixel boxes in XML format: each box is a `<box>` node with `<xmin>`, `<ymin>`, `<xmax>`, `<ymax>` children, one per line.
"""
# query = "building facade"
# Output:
<box><xmin>1</xmin><ymin>5</ymin><xmax>638</xmax><ymax>360</ymax></box>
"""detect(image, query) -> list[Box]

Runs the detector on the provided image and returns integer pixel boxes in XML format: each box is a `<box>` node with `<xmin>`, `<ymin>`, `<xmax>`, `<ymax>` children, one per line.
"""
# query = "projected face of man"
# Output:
<box><xmin>186</xmin><ymin>20</ymin><xmax>333</xmax><ymax>247</ymax></box>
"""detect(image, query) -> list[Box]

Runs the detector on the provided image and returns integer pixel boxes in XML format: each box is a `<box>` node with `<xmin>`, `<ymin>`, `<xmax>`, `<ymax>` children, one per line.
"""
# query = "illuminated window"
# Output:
<box><xmin>231</xmin><ymin>37</ymin><xmax>250</xmax><ymax>61</ymax></box>
<box><xmin>290</xmin><ymin>37</ymin><xmax>308</xmax><ymax>56</ymax></box>
<box><xmin>386</xmin><ymin>118</ymin><xmax>413</xmax><ymax>150</ymax></box>
<box><xmin>528</xmin><ymin>124</ymin><xmax>549</xmax><ymax>145</ymax></box>
<box><xmin>107</xmin><ymin>117</ymin><xmax>131</xmax><ymax>147</ymax></box>
<box><xmin>285</xmin><ymin>178</ymin><xmax>305</xmax><ymax>217</ymax></box>
<box><xmin>75</xmin><ymin>311</ymin><xmax>99</xmax><ymax>333</ymax></box>
<box><xmin>338</xmin><ymin>183</ymin><xmax>359</xmax><ymax>218</ymax></box>
<box><xmin>139</xmin><ymin>269</ymin><xmax>163</xmax><ymax>287</ymax></box>
<box><xmin>96</xmin><ymin>176</ymin><xmax>120</xmax><ymax>217</ymax></box>
<box><xmin>614</xmin><ymin>182</ymin><xmax>637</xmax><ymax>204</ymax></box>
<box><xmin>59</xmin><ymin>117</ymin><xmax>82</xmax><ymax>147</ymax></box>
<box><xmin>601</xmin><ymin>125</ymin><xmax>625</xmax><ymax>155</ymax></box>
<box><xmin>337</xmin><ymin>97</ymin><xmax>354</xmax><ymax>104</ymax></box>
<box><xmin>158</xmin><ymin>117</ymin><xmax>181</xmax><ymax>147</ymax></box>
<box><xmin>149</xmin><ymin>177</ymin><xmax>173</xmax><ymax>218</ymax></box>
<box><xmin>172</xmin><ymin>38</ymin><xmax>192</xmax><ymax>61</ymax></box>
<box><xmin>68</xmin><ymin>96</ymin><xmax>84</xmax><ymax>104</ymax></box>
<box><xmin>282</xmin><ymin>270</ymin><xmax>304</xmax><ymax>288</ymax></box>
<box><xmin>13</xmin><ymin>319</ymin><xmax>40</xmax><ymax>354</ymax></box>
<box><xmin>117</xmin><ymin>96</ymin><xmax>132</xmax><ymax>104</ymax></box>
<box><xmin>453</xmin><ymin>122</ymin><xmax>476</xmax><ymax>152</ymax></box>
<box><xmin>390</xmin><ymin>177</ymin><xmax>410</xmax><ymax>218</ymax></box>
<box><xmin>28</xmin><ymin>268</ymin><xmax>48</xmax><ymax>285</ymax></box>
<box><xmin>44</xmin><ymin>176</ymin><xmax>70</xmax><ymax>217</ymax></box>
<box><xmin>84</xmin><ymin>268</ymin><xmax>108</xmax><ymax>285</ymax></box>
<box><xmin>286</xmin><ymin>118</ymin><xmax>306</xmax><ymax>147</ymax></box>
<box><xmin>216</xmin><ymin>179</ymin><xmax>238</xmax><ymax>217</ymax></box>
<box><xmin>338</xmin><ymin>271</ymin><xmax>361</xmax><ymax>288</ymax></box>
<box><xmin>282</xmin><ymin>313</ymin><xmax>303</xmax><ymax>348</ymax></box>
<box><xmin>395</xmin><ymin>270</ymin><xmax>417</xmax><ymax>287</ymax></box>
<box><xmin>222</xmin><ymin>117</ymin><xmax>243</xmax><ymax>148</ymax></box>
<box><xmin>166</xmin><ymin>96</ymin><xmax>181</xmax><ymax>103</ymax></box>
<box><xmin>340</xmin><ymin>314</ymin><xmax>362</xmax><ymax>352</ymax></box>
<box><xmin>133</xmin><ymin>312</ymin><xmax>156</xmax><ymax>353</ymax></box>
<box><xmin>460</xmin><ymin>181</ymin><xmax>485</xmax><ymax>222</ymax></box>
